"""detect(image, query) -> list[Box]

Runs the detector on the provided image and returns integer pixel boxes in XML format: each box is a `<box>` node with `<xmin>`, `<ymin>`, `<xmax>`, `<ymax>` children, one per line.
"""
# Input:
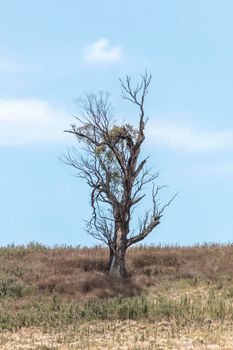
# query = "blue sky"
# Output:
<box><xmin>0</xmin><ymin>0</ymin><xmax>233</xmax><ymax>246</ymax></box>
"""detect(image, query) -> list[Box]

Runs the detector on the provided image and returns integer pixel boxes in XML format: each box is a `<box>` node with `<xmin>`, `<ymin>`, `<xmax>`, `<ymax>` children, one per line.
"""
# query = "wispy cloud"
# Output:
<box><xmin>2</xmin><ymin>101</ymin><xmax>232</xmax><ymax>154</ymax></box>
<box><xmin>146</xmin><ymin>118</ymin><xmax>233</xmax><ymax>152</ymax></box>
<box><xmin>0</xmin><ymin>55</ymin><xmax>25</xmax><ymax>73</ymax></box>
<box><xmin>0</xmin><ymin>99</ymin><xmax>68</xmax><ymax>147</ymax></box>
<box><xmin>0</xmin><ymin>49</ymin><xmax>41</xmax><ymax>73</ymax></box>
<box><xmin>84</xmin><ymin>38</ymin><xmax>123</xmax><ymax>64</ymax></box>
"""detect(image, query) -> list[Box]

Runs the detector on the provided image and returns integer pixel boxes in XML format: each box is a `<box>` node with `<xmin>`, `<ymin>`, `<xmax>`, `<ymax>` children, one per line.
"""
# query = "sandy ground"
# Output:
<box><xmin>0</xmin><ymin>321</ymin><xmax>233</xmax><ymax>350</ymax></box>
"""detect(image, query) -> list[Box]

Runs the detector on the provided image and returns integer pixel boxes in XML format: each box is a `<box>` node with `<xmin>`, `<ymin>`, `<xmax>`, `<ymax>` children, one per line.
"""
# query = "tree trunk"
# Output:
<box><xmin>108</xmin><ymin>227</ymin><xmax>127</xmax><ymax>277</ymax></box>
<box><xmin>108</xmin><ymin>246</ymin><xmax>126</xmax><ymax>277</ymax></box>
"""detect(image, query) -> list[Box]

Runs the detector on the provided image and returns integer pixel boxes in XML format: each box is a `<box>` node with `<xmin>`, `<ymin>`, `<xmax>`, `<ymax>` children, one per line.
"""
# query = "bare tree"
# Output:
<box><xmin>64</xmin><ymin>73</ymin><xmax>176</xmax><ymax>278</ymax></box>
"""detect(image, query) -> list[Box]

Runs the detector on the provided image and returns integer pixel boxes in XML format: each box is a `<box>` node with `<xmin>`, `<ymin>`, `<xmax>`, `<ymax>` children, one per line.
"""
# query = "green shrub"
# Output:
<box><xmin>0</xmin><ymin>275</ymin><xmax>32</xmax><ymax>298</ymax></box>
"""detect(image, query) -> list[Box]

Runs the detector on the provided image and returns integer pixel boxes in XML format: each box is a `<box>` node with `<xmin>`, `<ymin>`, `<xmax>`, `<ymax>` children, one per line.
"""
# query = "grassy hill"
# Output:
<box><xmin>0</xmin><ymin>243</ymin><xmax>233</xmax><ymax>349</ymax></box>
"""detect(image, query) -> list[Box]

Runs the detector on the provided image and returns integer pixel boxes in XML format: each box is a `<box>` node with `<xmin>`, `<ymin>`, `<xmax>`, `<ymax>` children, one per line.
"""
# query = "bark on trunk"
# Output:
<box><xmin>108</xmin><ymin>227</ymin><xmax>127</xmax><ymax>278</ymax></box>
<box><xmin>108</xmin><ymin>246</ymin><xmax>126</xmax><ymax>277</ymax></box>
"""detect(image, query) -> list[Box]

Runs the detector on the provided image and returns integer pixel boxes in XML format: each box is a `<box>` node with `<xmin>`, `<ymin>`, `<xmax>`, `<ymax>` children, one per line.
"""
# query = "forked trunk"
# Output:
<box><xmin>108</xmin><ymin>227</ymin><xmax>127</xmax><ymax>278</ymax></box>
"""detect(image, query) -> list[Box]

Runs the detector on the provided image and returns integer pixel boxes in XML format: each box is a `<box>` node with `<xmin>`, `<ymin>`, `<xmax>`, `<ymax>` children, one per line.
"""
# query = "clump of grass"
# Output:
<box><xmin>0</xmin><ymin>275</ymin><xmax>33</xmax><ymax>298</ymax></box>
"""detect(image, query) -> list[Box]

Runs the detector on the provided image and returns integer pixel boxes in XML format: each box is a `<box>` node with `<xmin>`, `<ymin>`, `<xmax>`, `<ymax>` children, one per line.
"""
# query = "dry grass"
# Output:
<box><xmin>0</xmin><ymin>243</ymin><xmax>232</xmax><ymax>349</ymax></box>
<box><xmin>0</xmin><ymin>321</ymin><xmax>233</xmax><ymax>349</ymax></box>
<box><xmin>0</xmin><ymin>243</ymin><xmax>232</xmax><ymax>300</ymax></box>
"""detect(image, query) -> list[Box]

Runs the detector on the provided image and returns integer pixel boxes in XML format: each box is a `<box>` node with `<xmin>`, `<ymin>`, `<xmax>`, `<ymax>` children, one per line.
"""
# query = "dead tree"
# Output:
<box><xmin>64</xmin><ymin>73</ymin><xmax>176</xmax><ymax>278</ymax></box>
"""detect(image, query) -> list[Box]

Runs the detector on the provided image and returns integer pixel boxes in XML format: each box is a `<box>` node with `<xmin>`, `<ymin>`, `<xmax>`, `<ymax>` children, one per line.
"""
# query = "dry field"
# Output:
<box><xmin>1</xmin><ymin>321</ymin><xmax>233</xmax><ymax>349</ymax></box>
<box><xmin>0</xmin><ymin>243</ymin><xmax>232</xmax><ymax>349</ymax></box>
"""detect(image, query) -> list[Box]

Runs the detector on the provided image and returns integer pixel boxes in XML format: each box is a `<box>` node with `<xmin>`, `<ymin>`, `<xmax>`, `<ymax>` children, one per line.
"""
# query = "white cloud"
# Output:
<box><xmin>146</xmin><ymin>119</ymin><xmax>233</xmax><ymax>152</ymax></box>
<box><xmin>84</xmin><ymin>38</ymin><xmax>123</xmax><ymax>63</ymax></box>
<box><xmin>0</xmin><ymin>99</ymin><xmax>68</xmax><ymax>147</ymax></box>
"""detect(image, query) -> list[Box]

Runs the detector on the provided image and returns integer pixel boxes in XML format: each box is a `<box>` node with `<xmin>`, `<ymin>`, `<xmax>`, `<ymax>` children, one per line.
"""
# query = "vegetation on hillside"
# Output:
<box><xmin>0</xmin><ymin>243</ymin><xmax>232</xmax><ymax>331</ymax></box>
